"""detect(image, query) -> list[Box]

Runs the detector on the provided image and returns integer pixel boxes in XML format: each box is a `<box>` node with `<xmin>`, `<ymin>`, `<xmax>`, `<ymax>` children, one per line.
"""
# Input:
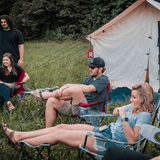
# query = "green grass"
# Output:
<box><xmin>0</xmin><ymin>40</ymin><xmax>159</xmax><ymax>159</ymax></box>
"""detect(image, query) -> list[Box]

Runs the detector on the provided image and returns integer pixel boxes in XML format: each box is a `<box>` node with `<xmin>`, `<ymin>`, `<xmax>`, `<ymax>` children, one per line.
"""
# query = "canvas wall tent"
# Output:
<box><xmin>87</xmin><ymin>0</ymin><xmax>160</xmax><ymax>91</ymax></box>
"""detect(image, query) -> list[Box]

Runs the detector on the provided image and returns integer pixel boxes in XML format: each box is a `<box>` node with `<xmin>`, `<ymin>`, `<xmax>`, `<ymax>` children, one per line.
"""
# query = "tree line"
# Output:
<box><xmin>1</xmin><ymin>0</ymin><xmax>160</xmax><ymax>41</ymax></box>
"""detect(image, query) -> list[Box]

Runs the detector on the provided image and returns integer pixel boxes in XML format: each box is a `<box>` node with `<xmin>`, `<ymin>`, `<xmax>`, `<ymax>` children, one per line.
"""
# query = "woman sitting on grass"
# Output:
<box><xmin>2</xmin><ymin>83</ymin><xmax>154</xmax><ymax>155</ymax></box>
<box><xmin>0</xmin><ymin>53</ymin><xmax>29</xmax><ymax>110</ymax></box>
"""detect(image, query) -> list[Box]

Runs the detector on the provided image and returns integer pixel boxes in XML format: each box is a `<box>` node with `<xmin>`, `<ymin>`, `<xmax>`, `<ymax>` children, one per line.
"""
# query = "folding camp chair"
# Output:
<box><xmin>77</xmin><ymin>85</ymin><xmax>131</xmax><ymax>127</ymax></box>
<box><xmin>10</xmin><ymin>69</ymin><xmax>26</xmax><ymax>106</ymax></box>
<box><xmin>136</xmin><ymin>124</ymin><xmax>160</xmax><ymax>153</ymax></box>
<box><xmin>0</xmin><ymin>69</ymin><xmax>27</xmax><ymax>111</ymax></box>
<box><xmin>18</xmin><ymin>141</ymin><xmax>51</xmax><ymax>160</ymax></box>
<box><xmin>142</xmin><ymin>91</ymin><xmax>160</xmax><ymax>153</ymax></box>
<box><xmin>79</xmin><ymin>92</ymin><xmax>160</xmax><ymax>160</ymax></box>
<box><xmin>17</xmin><ymin>86</ymin><xmax>59</xmax><ymax>159</ymax></box>
<box><xmin>68</xmin><ymin>83</ymin><xmax>110</xmax><ymax>126</ymax></box>
<box><xmin>18</xmin><ymin>85</ymin><xmax>108</xmax><ymax>159</ymax></box>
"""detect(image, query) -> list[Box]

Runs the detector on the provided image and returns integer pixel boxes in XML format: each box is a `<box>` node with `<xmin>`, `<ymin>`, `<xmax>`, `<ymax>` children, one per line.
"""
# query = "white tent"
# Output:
<box><xmin>87</xmin><ymin>0</ymin><xmax>160</xmax><ymax>91</ymax></box>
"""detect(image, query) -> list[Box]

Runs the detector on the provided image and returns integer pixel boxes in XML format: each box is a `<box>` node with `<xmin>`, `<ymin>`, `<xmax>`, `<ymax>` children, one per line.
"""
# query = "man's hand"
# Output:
<box><xmin>18</xmin><ymin>59</ymin><xmax>23</xmax><ymax>67</ymax></box>
<box><xmin>54</xmin><ymin>89</ymin><xmax>62</xmax><ymax>97</ymax></box>
<box><xmin>52</xmin><ymin>89</ymin><xmax>63</xmax><ymax>97</ymax></box>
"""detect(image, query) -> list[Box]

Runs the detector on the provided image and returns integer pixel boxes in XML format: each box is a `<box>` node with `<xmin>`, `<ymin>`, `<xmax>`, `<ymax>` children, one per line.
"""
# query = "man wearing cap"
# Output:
<box><xmin>34</xmin><ymin>57</ymin><xmax>110</xmax><ymax>127</ymax></box>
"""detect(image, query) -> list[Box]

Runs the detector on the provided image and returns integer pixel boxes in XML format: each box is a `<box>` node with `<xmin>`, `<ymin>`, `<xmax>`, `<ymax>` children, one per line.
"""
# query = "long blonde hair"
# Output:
<box><xmin>132</xmin><ymin>83</ymin><xmax>154</xmax><ymax>115</ymax></box>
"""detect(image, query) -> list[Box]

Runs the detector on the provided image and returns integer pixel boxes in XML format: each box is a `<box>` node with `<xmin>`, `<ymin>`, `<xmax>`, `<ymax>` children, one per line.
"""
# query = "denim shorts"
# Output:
<box><xmin>93</xmin><ymin>125</ymin><xmax>116</xmax><ymax>155</ymax></box>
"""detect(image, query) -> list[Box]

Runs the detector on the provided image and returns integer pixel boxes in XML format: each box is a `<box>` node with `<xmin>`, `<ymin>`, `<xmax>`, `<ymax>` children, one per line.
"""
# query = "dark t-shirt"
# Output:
<box><xmin>0</xmin><ymin>65</ymin><xmax>23</xmax><ymax>83</ymax></box>
<box><xmin>82</xmin><ymin>75</ymin><xmax>110</xmax><ymax>111</ymax></box>
<box><xmin>0</xmin><ymin>28</ymin><xmax>24</xmax><ymax>63</ymax></box>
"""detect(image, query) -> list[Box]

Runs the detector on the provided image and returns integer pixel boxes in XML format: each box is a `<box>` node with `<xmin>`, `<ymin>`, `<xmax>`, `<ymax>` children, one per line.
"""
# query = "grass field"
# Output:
<box><xmin>0</xmin><ymin>40</ymin><xmax>159</xmax><ymax>159</ymax></box>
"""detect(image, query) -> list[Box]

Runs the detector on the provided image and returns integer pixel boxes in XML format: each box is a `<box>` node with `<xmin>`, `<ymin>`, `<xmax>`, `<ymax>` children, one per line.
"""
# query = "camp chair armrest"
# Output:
<box><xmin>79</xmin><ymin>144</ymin><xmax>103</xmax><ymax>158</ymax></box>
<box><xmin>85</xmin><ymin>131</ymin><xmax>137</xmax><ymax>145</ymax></box>
<box><xmin>79</xmin><ymin>107</ymin><xmax>115</xmax><ymax>118</ymax></box>
<box><xmin>80</xmin><ymin>113</ymin><xmax>114</xmax><ymax>118</ymax></box>
<box><xmin>80</xmin><ymin>101</ymin><xmax>107</xmax><ymax>108</ymax></box>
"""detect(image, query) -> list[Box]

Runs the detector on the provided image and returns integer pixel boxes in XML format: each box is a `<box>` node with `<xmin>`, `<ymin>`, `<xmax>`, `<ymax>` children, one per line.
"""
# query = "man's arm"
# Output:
<box><xmin>18</xmin><ymin>44</ymin><xmax>24</xmax><ymax>66</ymax></box>
<box><xmin>75</xmin><ymin>84</ymin><xmax>96</xmax><ymax>93</ymax></box>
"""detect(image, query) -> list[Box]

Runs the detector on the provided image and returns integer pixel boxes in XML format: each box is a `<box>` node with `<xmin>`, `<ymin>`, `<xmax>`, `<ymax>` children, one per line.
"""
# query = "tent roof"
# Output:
<box><xmin>87</xmin><ymin>0</ymin><xmax>160</xmax><ymax>38</ymax></box>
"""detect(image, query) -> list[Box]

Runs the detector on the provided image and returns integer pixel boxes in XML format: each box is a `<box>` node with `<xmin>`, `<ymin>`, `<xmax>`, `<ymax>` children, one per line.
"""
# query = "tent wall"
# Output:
<box><xmin>88</xmin><ymin>1</ymin><xmax>160</xmax><ymax>91</ymax></box>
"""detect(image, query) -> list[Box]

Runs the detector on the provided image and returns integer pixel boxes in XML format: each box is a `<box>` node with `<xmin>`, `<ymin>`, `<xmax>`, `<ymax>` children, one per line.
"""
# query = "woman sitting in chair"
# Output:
<box><xmin>0</xmin><ymin>53</ymin><xmax>29</xmax><ymax>110</ymax></box>
<box><xmin>2</xmin><ymin>83</ymin><xmax>154</xmax><ymax>155</ymax></box>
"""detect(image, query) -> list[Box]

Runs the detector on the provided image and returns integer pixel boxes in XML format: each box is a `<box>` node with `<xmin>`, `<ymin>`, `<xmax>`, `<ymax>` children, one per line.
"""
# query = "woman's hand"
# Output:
<box><xmin>15</xmin><ymin>84</ymin><xmax>21</xmax><ymax>89</ymax></box>
<box><xmin>113</xmin><ymin>107</ymin><xmax>121</xmax><ymax>116</ymax></box>
<box><xmin>118</xmin><ymin>108</ymin><xmax>126</xmax><ymax>119</ymax></box>
<box><xmin>5</xmin><ymin>83</ymin><xmax>14</xmax><ymax>89</ymax></box>
<box><xmin>6</xmin><ymin>83</ymin><xmax>20</xmax><ymax>89</ymax></box>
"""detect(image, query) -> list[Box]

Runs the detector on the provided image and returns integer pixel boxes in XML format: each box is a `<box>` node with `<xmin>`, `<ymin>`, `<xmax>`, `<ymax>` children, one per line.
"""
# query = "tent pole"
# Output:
<box><xmin>158</xmin><ymin>21</ymin><xmax>160</xmax><ymax>93</ymax></box>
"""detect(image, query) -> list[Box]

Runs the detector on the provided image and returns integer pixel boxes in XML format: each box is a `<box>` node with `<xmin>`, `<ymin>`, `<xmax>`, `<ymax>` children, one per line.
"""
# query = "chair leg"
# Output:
<box><xmin>47</xmin><ymin>146</ymin><xmax>51</xmax><ymax>160</ymax></box>
<box><xmin>81</xmin><ymin>135</ymin><xmax>88</xmax><ymax>158</ymax></box>
<box><xmin>142</xmin><ymin>139</ymin><xmax>148</xmax><ymax>153</ymax></box>
<box><xmin>69</xmin><ymin>117</ymin><xmax>72</xmax><ymax>124</ymax></box>
<box><xmin>21</xmin><ymin>146</ymin><xmax>32</xmax><ymax>160</ymax></box>
<box><xmin>36</xmin><ymin>147</ymin><xmax>44</xmax><ymax>159</ymax></box>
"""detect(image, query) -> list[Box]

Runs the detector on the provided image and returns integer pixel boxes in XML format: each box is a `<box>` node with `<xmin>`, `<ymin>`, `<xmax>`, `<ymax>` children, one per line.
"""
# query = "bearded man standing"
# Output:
<box><xmin>0</xmin><ymin>15</ymin><xmax>24</xmax><ymax>66</ymax></box>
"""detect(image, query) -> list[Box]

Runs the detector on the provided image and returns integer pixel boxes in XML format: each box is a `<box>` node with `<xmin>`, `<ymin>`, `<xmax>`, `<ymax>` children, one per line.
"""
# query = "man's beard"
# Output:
<box><xmin>2</xmin><ymin>25</ymin><xmax>9</xmax><ymax>30</ymax></box>
<box><xmin>91</xmin><ymin>70</ymin><xmax>99</xmax><ymax>77</ymax></box>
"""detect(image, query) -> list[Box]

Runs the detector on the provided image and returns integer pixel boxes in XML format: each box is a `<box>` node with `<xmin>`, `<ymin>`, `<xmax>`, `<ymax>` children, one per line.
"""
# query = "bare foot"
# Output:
<box><xmin>2</xmin><ymin>123</ymin><xmax>22</xmax><ymax>151</ymax></box>
<box><xmin>34</xmin><ymin>90</ymin><xmax>53</xmax><ymax>102</ymax></box>
<box><xmin>2</xmin><ymin>123</ymin><xmax>17</xmax><ymax>144</ymax></box>
<box><xmin>7</xmin><ymin>101</ymin><xmax>15</xmax><ymax>111</ymax></box>
<box><xmin>20</xmin><ymin>97</ymin><xmax>24</xmax><ymax>102</ymax></box>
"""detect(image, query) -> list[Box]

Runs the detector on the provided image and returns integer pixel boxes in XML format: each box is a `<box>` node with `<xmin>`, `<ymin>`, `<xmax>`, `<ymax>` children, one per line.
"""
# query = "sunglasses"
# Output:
<box><xmin>90</xmin><ymin>67</ymin><xmax>96</xmax><ymax>69</ymax></box>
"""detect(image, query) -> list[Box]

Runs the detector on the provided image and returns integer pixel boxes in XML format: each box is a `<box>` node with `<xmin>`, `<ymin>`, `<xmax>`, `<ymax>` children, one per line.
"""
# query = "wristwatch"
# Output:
<box><xmin>121</xmin><ymin>117</ymin><xmax>129</xmax><ymax>122</ymax></box>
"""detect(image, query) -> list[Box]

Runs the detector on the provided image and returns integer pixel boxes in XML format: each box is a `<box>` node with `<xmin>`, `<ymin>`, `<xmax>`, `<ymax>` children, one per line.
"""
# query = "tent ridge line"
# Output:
<box><xmin>87</xmin><ymin>0</ymin><xmax>147</xmax><ymax>38</ymax></box>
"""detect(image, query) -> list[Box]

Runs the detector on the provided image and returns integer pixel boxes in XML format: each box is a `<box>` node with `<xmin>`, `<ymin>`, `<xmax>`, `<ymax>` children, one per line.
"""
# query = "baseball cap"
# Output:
<box><xmin>86</xmin><ymin>57</ymin><xmax>105</xmax><ymax>68</ymax></box>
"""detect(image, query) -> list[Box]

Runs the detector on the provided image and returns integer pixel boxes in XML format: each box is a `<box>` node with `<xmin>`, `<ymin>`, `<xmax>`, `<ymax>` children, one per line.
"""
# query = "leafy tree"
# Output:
<box><xmin>10</xmin><ymin>0</ymin><xmax>93</xmax><ymax>40</ymax></box>
<box><xmin>0</xmin><ymin>0</ymin><xmax>15</xmax><ymax>16</ymax></box>
<box><xmin>5</xmin><ymin>0</ymin><xmax>160</xmax><ymax>40</ymax></box>
<box><xmin>11</xmin><ymin>0</ymin><xmax>57</xmax><ymax>40</ymax></box>
<box><xmin>81</xmin><ymin>0</ymin><xmax>137</xmax><ymax>35</ymax></box>
<box><xmin>55</xmin><ymin>0</ymin><xmax>93</xmax><ymax>35</ymax></box>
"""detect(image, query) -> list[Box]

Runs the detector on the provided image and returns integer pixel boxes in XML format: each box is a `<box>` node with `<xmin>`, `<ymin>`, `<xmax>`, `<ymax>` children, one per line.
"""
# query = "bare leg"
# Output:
<box><xmin>2</xmin><ymin>123</ymin><xmax>96</xmax><ymax>152</ymax></box>
<box><xmin>2</xmin><ymin>125</ymin><xmax>97</xmax><ymax>153</ymax></box>
<box><xmin>45</xmin><ymin>87</ymin><xmax>86</xmax><ymax>127</ymax></box>
<box><xmin>23</xmin><ymin>130</ymin><xmax>97</xmax><ymax>152</ymax></box>
<box><xmin>35</xmin><ymin>87</ymin><xmax>85</xmax><ymax>104</ymax></box>
<box><xmin>57</xmin><ymin>87</ymin><xmax>85</xmax><ymax>105</ymax></box>
<box><xmin>45</xmin><ymin>97</ymin><xmax>64</xmax><ymax>127</ymax></box>
<box><xmin>2</xmin><ymin>123</ymin><xmax>94</xmax><ymax>142</ymax></box>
